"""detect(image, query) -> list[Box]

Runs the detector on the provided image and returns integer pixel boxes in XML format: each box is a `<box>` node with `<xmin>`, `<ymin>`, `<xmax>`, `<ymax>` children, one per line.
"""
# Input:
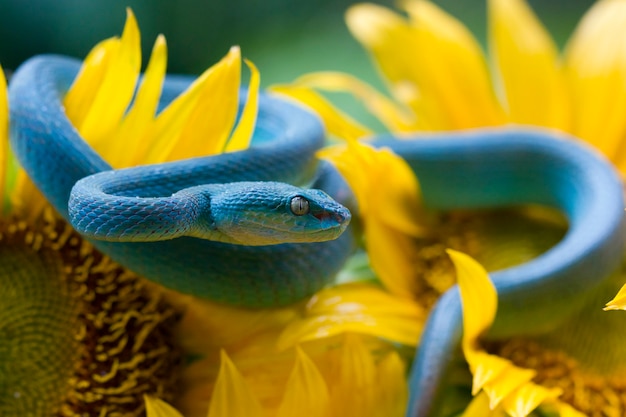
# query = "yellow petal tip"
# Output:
<box><xmin>603</xmin><ymin>283</ymin><xmax>626</xmax><ymax>311</ymax></box>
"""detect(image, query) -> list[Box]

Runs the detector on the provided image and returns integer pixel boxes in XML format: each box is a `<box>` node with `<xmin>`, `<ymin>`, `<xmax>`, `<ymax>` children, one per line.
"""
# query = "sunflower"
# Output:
<box><xmin>2</xmin><ymin>8</ymin><xmax>422</xmax><ymax>417</ymax></box>
<box><xmin>148</xmin><ymin>282</ymin><xmax>422</xmax><ymax>417</ymax></box>
<box><xmin>434</xmin><ymin>247</ymin><xmax>626</xmax><ymax>417</ymax></box>
<box><xmin>273</xmin><ymin>0</ymin><xmax>626</xmax><ymax>416</ymax></box>
<box><xmin>278</xmin><ymin>0</ymin><xmax>626</xmax><ymax>170</ymax></box>
<box><xmin>450</xmin><ymin>250</ymin><xmax>586</xmax><ymax>417</ymax></box>
<box><xmin>0</xmin><ymin>31</ymin><xmax>181</xmax><ymax>416</ymax></box>
<box><xmin>272</xmin><ymin>0</ymin><xmax>569</xmax><ymax>328</ymax></box>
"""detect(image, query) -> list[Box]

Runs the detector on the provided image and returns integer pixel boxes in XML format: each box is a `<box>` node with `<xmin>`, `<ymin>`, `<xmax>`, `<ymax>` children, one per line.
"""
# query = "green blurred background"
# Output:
<box><xmin>0</xmin><ymin>0</ymin><xmax>595</xmax><ymax>88</ymax></box>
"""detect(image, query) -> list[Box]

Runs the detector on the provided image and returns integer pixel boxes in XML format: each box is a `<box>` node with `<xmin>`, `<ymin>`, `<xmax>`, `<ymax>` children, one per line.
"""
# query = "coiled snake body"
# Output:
<box><xmin>10</xmin><ymin>56</ymin><xmax>355</xmax><ymax>307</ymax></box>
<box><xmin>9</xmin><ymin>56</ymin><xmax>625</xmax><ymax>416</ymax></box>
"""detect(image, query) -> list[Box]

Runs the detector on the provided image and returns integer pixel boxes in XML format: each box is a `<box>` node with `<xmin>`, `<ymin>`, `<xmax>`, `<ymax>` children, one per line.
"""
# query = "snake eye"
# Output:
<box><xmin>290</xmin><ymin>196</ymin><xmax>310</xmax><ymax>216</ymax></box>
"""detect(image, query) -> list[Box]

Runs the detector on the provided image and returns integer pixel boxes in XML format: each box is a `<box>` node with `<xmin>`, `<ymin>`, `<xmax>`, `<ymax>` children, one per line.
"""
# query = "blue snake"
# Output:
<box><xmin>9</xmin><ymin>55</ymin><xmax>356</xmax><ymax>307</ymax></box>
<box><xmin>8</xmin><ymin>55</ymin><xmax>625</xmax><ymax>416</ymax></box>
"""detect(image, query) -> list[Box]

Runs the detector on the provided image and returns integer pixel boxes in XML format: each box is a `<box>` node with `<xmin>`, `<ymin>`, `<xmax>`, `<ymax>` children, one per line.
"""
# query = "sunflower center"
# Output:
<box><xmin>0</xmin><ymin>209</ymin><xmax>183</xmax><ymax>416</ymax></box>
<box><xmin>411</xmin><ymin>206</ymin><xmax>566</xmax><ymax>310</ymax></box>
<box><xmin>0</xmin><ymin>217</ymin><xmax>80</xmax><ymax>415</ymax></box>
<box><xmin>488</xmin><ymin>337</ymin><xmax>626</xmax><ymax>417</ymax></box>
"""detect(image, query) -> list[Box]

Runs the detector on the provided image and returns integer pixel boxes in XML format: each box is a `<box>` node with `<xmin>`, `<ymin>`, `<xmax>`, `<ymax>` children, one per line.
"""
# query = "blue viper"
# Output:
<box><xmin>8</xmin><ymin>55</ymin><xmax>625</xmax><ymax>416</ymax></box>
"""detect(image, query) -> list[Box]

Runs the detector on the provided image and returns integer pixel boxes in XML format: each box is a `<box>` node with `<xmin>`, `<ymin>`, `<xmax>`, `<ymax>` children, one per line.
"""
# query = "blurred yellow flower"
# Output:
<box><xmin>274</xmin><ymin>1</ymin><xmax>626</xmax><ymax>415</ymax></box>
<box><xmin>167</xmin><ymin>282</ymin><xmax>421</xmax><ymax>417</ymax></box>
<box><xmin>281</xmin><ymin>0</ymin><xmax>626</xmax><ymax>174</ymax></box>
<box><xmin>146</xmin><ymin>333</ymin><xmax>411</xmax><ymax>417</ymax></box>
<box><xmin>273</xmin><ymin>0</ymin><xmax>568</xmax><ymax>319</ymax></box>
<box><xmin>272</xmin><ymin>0</ymin><xmax>564</xmax><ymax>298</ymax></box>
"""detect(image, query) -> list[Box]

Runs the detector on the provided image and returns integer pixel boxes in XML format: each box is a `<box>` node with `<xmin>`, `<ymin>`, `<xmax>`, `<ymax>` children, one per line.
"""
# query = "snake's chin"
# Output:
<box><xmin>222</xmin><ymin>212</ymin><xmax>352</xmax><ymax>246</ymax></box>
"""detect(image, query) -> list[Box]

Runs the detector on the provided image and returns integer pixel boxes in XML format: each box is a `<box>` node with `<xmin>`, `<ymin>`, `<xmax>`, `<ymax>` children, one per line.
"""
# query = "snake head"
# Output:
<box><xmin>204</xmin><ymin>181</ymin><xmax>351</xmax><ymax>246</ymax></box>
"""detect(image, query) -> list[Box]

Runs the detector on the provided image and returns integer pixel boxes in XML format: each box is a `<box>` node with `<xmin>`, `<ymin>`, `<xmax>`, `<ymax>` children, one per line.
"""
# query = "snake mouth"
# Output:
<box><xmin>312</xmin><ymin>208</ymin><xmax>351</xmax><ymax>228</ymax></box>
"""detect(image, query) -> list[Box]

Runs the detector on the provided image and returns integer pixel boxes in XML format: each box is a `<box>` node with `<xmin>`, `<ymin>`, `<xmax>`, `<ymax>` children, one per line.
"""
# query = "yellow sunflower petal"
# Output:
<box><xmin>225</xmin><ymin>59</ymin><xmax>259</xmax><ymax>153</ymax></box>
<box><xmin>488</xmin><ymin>0</ymin><xmax>568</xmax><ymax>128</ymax></box>
<box><xmin>63</xmin><ymin>37</ymin><xmax>119</xmax><ymax>129</ymax></box>
<box><xmin>448</xmin><ymin>249</ymin><xmax>497</xmax><ymax>349</ymax></box>
<box><xmin>318</xmin><ymin>141</ymin><xmax>429</xmax><ymax>298</ymax></box>
<box><xmin>166</xmin><ymin>45</ymin><xmax>241</xmax><ymax>161</ymax></box>
<box><xmin>319</xmin><ymin>141</ymin><xmax>426</xmax><ymax>237</ymax></box>
<box><xmin>0</xmin><ymin>65</ymin><xmax>7</xmax><ymax>209</ymax></box>
<box><xmin>374</xmin><ymin>352</ymin><xmax>408</xmax><ymax>417</ymax></box>
<box><xmin>144</xmin><ymin>396</ymin><xmax>184</xmax><ymax>417</ymax></box>
<box><xmin>501</xmin><ymin>383</ymin><xmax>561</xmax><ymax>417</ymax></box>
<box><xmin>545</xmin><ymin>401</ymin><xmax>587</xmax><ymax>417</ymax></box>
<box><xmin>328</xmin><ymin>334</ymin><xmax>377</xmax><ymax>417</ymax></box>
<box><xmin>10</xmin><ymin>173</ymin><xmax>47</xmax><ymax>220</ymax></box>
<box><xmin>147</xmin><ymin>46</ymin><xmax>241</xmax><ymax>164</ymax></box>
<box><xmin>208</xmin><ymin>350</ymin><xmax>264</xmax><ymax>417</ymax></box>
<box><xmin>73</xmin><ymin>8</ymin><xmax>141</xmax><ymax>147</ymax></box>
<box><xmin>603</xmin><ymin>282</ymin><xmax>626</xmax><ymax>311</ymax></box>
<box><xmin>367</xmin><ymin>146</ymin><xmax>426</xmax><ymax>235</ymax></box>
<box><xmin>347</xmin><ymin>2</ymin><xmax>504</xmax><ymax>129</ymax></box>
<box><xmin>345</xmin><ymin>3</ymin><xmax>445</xmax><ymax>130</ymax></box>
<box><xmin>174</xmin><ymin>294</ymin><xmax>296</xmax><ymax>354</ymax></box>
<box><xmin>276</xmin><ymin>347</ymin><xmax>329</xmax><ymax>417</ymax></box>
<box><xmin>482</xmin><ymin>366</ymin><xmax>535</xmax><ymax>409</ymax></box>
<box><xmin>277</xmin><ymin>283</ymin><xmax>424</xmax><ymax>349</ymax></box>
<box><xmin>294</xmin><ymin>71</ymin><xmax>418</xmax><ymax>132</ymax></box>
<box><xmin>366</xmin><ymin>220</ymin><xmax>421</xmax><ymax>298</ymax></box>
<box><xmin>316</xmin><ymin>142</ymin><xmax>370</xmax><ymax>214</ymax></box>
<box><xmin>270</xmin><ymin>84</ymin><xmax>372</xmax><ymax>141</ymax></box>
<box><xmin>563</xmin><ymin>0</ymin><xmax>626</xmax><ymax>161</ymax></box>
<box><xmin>462</xmin><ymin>392</ymin><xmax>506</xmax><ymax>417</ymax></box>
<box><xmin>468</xmin><ymin>350</ymin><xmax>511</xmax><ymax>395</ymax></box>
<box><xmin>401</xmin><ymin>0</ymin><xmax>504</xmax><ymax>128</ymax></box>
<box><xmin>107</xmin><ymin>34</ymin><xmax>167</xmax><ymax>168</ymax></box>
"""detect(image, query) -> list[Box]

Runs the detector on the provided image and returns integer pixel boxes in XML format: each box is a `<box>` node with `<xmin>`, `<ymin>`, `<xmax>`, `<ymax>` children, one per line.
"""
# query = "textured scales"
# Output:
<box><xmin>9</xmin><ymin>55</ymin><xmax>356</xmax><ymax>307</ymax></box>
<box><xmin>70</xmin><ymin>177</ymin><xmax>350</xmax><ymax>244</ymax></box>
<box><xmin>7</xmin><ymin>56</ymin><xmax>626</xmax><ymax>414</ymax></box>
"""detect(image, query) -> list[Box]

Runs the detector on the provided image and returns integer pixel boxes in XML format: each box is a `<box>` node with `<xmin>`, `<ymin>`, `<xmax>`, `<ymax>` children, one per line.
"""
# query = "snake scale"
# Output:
<box><xmin>8</xmin><ymin>55</ymin><xmax>626</xmax><ymax>416</ymax></box>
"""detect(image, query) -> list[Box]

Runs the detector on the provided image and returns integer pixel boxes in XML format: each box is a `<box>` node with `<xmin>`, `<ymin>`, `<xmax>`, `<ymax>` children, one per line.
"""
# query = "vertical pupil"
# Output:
<box><xmin>291</xmin><ymin>196</ymin><xmax>309</xmax><ymax>215</ymax></box>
